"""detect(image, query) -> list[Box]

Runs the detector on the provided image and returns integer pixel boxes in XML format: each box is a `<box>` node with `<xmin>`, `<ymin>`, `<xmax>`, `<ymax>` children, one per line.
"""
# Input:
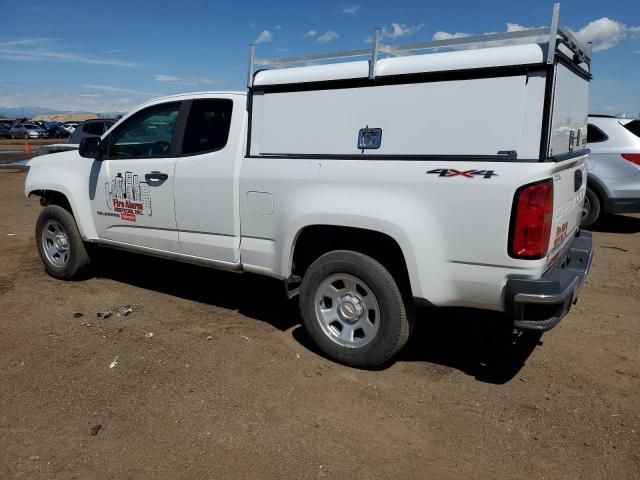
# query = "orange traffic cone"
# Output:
<box><xmin>23</xmin><ymin>141</ymin><xmax>31</xmax><ymax>155</ymax></box>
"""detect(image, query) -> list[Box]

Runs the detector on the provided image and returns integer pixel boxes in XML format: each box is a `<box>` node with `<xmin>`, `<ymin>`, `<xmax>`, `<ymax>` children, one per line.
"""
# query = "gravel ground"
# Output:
<box><xmin>0</xmin><ymin>170</ymin><xmax>638</xmax><ymax>479</ymax></box>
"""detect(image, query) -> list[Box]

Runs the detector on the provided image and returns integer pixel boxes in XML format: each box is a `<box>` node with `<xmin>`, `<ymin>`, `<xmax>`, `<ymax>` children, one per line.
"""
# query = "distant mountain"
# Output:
<box><xmin>0</xmin><ymin>106</ymin><xmax>126</xmax><ymax>119</ymax></box>
<box><xmin>0</xmin><ymin>106</ymin><xmax>64</xmax><ymax>118</ymax></box>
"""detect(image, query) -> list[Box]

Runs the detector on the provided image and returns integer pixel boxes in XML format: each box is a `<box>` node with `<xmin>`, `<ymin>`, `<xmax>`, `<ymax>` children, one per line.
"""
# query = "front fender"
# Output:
<box><xmin>25</xmin><ymin>152</ymin><xmax>99</xmax><ymax>240</ymax></box>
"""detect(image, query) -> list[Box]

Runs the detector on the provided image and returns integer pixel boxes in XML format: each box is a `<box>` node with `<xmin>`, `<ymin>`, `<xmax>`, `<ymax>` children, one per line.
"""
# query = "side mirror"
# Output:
<box><xmin>79</xmin><ymin>137</ymin><xmax>102</xmax><ymax>159</ymax></box>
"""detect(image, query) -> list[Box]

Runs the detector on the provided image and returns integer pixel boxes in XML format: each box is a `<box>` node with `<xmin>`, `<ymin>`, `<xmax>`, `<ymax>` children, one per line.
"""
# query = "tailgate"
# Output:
<box><xmin>547</xmin><ymin>157</ymin><xmax>587</xmax><ymax>266</ymax></box>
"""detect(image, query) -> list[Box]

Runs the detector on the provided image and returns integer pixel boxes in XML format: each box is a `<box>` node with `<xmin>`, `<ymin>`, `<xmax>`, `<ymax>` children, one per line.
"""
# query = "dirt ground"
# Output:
<box><xmin>0</xmin><ymin>169</ymin><xmax>638</xmax><ymax>479</ymax></box>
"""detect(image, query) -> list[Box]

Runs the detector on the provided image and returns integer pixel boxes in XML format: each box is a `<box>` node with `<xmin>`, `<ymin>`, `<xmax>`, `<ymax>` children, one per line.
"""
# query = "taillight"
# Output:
<box><xmin>621</xmin><ymin>153</ymin><xmax>640</xmax><ymax>166</ymax></box>
<box><xmin>509</xmin><ymin>179</ymin><xmax>554</xmax><ymax>259</ymax></box>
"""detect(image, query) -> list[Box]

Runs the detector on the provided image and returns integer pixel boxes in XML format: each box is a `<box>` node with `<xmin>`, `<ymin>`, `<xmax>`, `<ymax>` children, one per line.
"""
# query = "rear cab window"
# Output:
<box><xmin>181</xmin><ymin>99</ymin><xmax>233</xmax><ymax>155</ymax></box>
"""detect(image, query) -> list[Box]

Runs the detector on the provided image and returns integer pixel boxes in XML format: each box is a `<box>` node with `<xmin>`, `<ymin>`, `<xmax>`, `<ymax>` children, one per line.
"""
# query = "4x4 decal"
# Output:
<box><xmin>426</xmin><ymin>168</ymin><xmax>498</xmax><ymax>179</ymax></box>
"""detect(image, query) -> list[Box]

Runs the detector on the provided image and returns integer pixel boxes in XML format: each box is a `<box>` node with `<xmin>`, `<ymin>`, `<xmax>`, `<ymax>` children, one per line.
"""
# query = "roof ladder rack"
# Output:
<box><xmin>247</xmin><ymin>3</ymin><xmax>591</xmax><ymax>88</ymax></box>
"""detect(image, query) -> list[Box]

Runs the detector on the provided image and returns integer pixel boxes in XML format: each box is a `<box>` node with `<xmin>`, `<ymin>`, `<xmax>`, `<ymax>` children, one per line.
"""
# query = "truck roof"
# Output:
<box><xmin>254</xmin><ymin>43</ymin><xmax>546</xmax><ymax>87</ymax></box>
<box><xmin>138</xmin><ymin>91</ymin><xmax>247</xmax><ymax>106</ymax></box>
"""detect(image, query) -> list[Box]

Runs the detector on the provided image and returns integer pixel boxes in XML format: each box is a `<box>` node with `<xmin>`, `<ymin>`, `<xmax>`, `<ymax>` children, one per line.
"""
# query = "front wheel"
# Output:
<box><xmin>36</xmin><ymin>205</ymin><xmax>91</xmax><ymax>280</ymax></box>
<box><xmin>580</xmin><ymin>187</ymin><xmax>601</xmax><ymax>229</ymax></box>
<box><xmin>299</xmin><ymin>250</ymin><xmax>412</xmax><ymax>368</ymax></box>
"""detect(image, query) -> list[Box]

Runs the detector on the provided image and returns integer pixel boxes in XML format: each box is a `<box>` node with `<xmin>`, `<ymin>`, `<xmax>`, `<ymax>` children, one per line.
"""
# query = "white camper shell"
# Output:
<box><xmin>248</xmin><ymin>4</ymin><xmax>590</xmax><ymax>162</ymax></box>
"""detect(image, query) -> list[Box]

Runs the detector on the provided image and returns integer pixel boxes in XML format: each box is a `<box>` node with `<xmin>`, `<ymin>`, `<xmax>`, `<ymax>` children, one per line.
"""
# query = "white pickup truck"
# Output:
<box><xmin>25</xmin><ymin>6</ymin><xmax>594</xmax><ymax>367</ymax></box>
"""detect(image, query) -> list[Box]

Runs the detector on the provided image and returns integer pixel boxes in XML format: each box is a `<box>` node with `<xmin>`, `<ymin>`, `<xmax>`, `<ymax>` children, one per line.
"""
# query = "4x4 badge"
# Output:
<box><xmin>426</xmin><ymin>168</ymin><xmax>498</xmax><ymax>179</ymax></box>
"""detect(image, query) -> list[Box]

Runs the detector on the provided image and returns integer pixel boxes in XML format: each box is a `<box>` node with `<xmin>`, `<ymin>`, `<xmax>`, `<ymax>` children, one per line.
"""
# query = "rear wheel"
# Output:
<box><xmin>36</xmin><ymin>205</ymin><xmax>91</xmax><ymax>280</ymax></box>
<box><xmin>580</xmin><ymin>186</ymin><xmax>601</xmax><ymax>229</ymax></box>
<box><xmin>299</xmin><ymin>250</ymin><xmax>412</xmax><ymax>368</ymax></box>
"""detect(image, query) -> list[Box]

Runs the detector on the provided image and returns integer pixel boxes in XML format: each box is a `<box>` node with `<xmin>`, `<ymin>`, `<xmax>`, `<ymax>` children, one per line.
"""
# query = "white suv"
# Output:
<box><xmin>583</xmin><ymin>115</ymin><xmax>640</xmax><ymax>227</ymax></box>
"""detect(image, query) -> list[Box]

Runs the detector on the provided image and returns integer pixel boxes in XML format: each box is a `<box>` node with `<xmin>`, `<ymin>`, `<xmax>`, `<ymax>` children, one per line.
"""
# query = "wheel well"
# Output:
<box><xmin>586</xmin><ymin>180</ymin><xmax>607</xmax><ymax>214</ymax></box>
<box><xmin>30</xmin><ymin>190</ymin><xmax>74</xmax><ymax>216</ymax></box>
<box><xmin>292</xmin><ymin>225</ymin><xmax>412</xmax><ymax>292</ymax></box>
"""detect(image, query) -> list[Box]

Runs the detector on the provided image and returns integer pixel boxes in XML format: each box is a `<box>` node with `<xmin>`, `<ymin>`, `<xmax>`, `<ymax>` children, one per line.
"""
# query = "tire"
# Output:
<box><xmin>36</xmin><ymin>205</ymin><xmax>91</xmax><ymax>280</ymax></box>
<box><xmin>299</xmin><ymin>250</ymin><xmax>412</xmax><ymax>368</ymax></box>
<box><xmin>10</xmin><ymin>133</ymin><xmax>15</xmax><ymax>139</ymax></box>
<box><xmin>24</xmin><ymin>133</ymin><xmax>29</xmax><ymax>140</ymax></box>
<box><xmin>580</xmin><ymin>186</ymin><xmax>601</xmax><ymax>229</ymax></box>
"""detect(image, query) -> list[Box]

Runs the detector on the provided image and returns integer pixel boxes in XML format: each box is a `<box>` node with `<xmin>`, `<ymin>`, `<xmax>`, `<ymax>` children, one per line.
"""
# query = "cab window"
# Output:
<box><xmin>181</xmin><ymin>99</ymin><xmax>233</xmax><ymax>155</ymax></box>
<box><xmin>106</xmin><ymin>102</ymin><xmax>181</xmax><ymax>158</ymax></box>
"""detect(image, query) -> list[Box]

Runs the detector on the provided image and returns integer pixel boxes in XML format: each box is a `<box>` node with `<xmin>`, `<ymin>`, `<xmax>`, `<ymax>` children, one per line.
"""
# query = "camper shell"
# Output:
<box><xmin>247</xmin><ymin>3</ymin><xmax>590</xmax><ymax>163</ymax></box>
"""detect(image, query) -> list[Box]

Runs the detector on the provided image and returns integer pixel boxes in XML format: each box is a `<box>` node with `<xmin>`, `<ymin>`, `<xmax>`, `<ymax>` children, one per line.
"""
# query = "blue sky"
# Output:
<box><xmin>0</xmin><ymin>0</ymin><xmax>639</xmax><ymax>116</ymax></box>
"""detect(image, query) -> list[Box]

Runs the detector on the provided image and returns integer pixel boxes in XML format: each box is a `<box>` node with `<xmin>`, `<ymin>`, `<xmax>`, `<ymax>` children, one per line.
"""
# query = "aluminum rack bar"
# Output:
<box><xmin>253</xmin><ymin>28</ymin><xmax>552</xmax><ymax>69</ymax></box>
<box><xmin>380</xmin><ymin>28</ymin><xmax>551</xmax><ymax>55</ymax></box>
<box><xmin>547</xmin><ymin>2</ymin><xmax>560</xmax><ymax>64</ymax></box>
<box><xmin>557</xmin><ymin>25</ymin><xmax>591</xmax><ymax>63</ymax></box>
<box><xmin>248</xmin><ymin>3</ymin><xmax>590</xmax><ymax>80</ymax></box>
<box><xmin>255</xmin><ymin>48</ymin><xmax>373</xmax><ymax>67</ymax></box>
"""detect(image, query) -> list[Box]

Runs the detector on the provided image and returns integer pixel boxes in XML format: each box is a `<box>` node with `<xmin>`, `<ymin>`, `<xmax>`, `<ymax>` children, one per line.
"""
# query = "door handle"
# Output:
<box><xmin>145</xmin><ymin>171</ymin><xmax>168</xmax><ymax>181</ymax></box>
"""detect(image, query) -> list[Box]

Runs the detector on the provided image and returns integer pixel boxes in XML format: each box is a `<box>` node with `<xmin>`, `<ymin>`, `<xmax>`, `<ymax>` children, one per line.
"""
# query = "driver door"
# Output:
<box><xmin>90</xmin><ymin>101</ymin><xmax>185</xmax><ymax>253</ymax></box>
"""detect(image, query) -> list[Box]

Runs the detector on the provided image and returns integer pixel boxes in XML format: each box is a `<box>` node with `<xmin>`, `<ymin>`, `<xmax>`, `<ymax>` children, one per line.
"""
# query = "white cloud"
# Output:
<box><xmin>304</xmin><ymin>30</ymin><xmax>318</xmax><ymax>38</ymax></box>
<box><xmin>573</xmin><ymin>17</ymin><xmax>630</xmax><ymax>52</ymax></box>
<box><xmin>432</xmin><ymin>18</ymin><xmax>640</xmax><ymax>54</ymax></box>
<box><xmin>342</xmin><ymin>5</ymin><xmax>361</xmax><ymax>15</ymax></box>
<box><xmin>248</xmin><ymin>22</ymin><xmax>256</xmax><ymax>29</ymax></box>
<box><xmin>506</xmin><ymin>23</ymin><xmax>528</xmax><ymax>32</ymax></box>
<box><xmin>432</xmin><ymin>31</ymin><xmax>472</xmax><ymax>41</ymax></box>
<box><xmin>256</xmin><ymin>30</ymin><xmax>273</xmax><ymax>44</ymax></box>
<box><xmin>153</xmin><ymin>74</ymin><xmax>184</xmax><ymax>83</ymax></box>
<box><xmin>83</xmin><ymin>84</ymin><xmax>158</xmax><ymax>96</ymax></box>
<box><xmin>0</xmin><ymin>38</ymin><xmax>137</xmax><ymax>67</ymax></box>
<box><xmin>317</xmin><ymin>31</ymin><xmax>340</xmax><ymax>43</ymax></box>
<box><xmin>364</xmin><ymin>23</ymin><xmax>424</xmax><ymax>43</ymax></box>
<box><xmin>152</xmin><ymin>74</ymin><xmax>218</xmax><ymax>86</ymax></box>
<box><xmin>385</xmin><ymin>22</ymin><xmax>424</xmax><ymax>39</ymax></box>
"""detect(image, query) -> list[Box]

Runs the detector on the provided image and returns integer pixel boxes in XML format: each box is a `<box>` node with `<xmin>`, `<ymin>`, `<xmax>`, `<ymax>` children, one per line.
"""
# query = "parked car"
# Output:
<box><xmin>582</xmin><ymin>114</ymin><xmax>640</xmax><ymax>227</ymax></box>
<box><xmin>25</xmin><ymin>10</ymin><xmax>593</xmax><ymax>368</ymax></box>
<box><xmin>10</xmin><ymin>123</ymin><xmax>49</xmax><ymax>139</ymax></box>
<box><xmin>62</xmin><ymin>122</ymin><xmax>79</xmax><ymax>134</ymax></box>
<box><xmin>69</xmin><ymin>119</ymin><xmax>116</xmax><ymax>144</ymax></box>
<box><xmin>42</xmin><ymin>122</ymin><xmax>71</xmax><ymax>138</ymax></box>
<box><xmin>0</xmin><ymin>124</ymin><xmax>11</xmax><ymax>138</ymax></box>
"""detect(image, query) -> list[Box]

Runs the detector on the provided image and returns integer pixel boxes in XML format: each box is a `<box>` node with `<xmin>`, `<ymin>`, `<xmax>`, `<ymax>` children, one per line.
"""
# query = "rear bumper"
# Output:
<box><xmin>505</xmin><ymin>230</ymin><xmax>594</xmax><ymax>331</ymax></box>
